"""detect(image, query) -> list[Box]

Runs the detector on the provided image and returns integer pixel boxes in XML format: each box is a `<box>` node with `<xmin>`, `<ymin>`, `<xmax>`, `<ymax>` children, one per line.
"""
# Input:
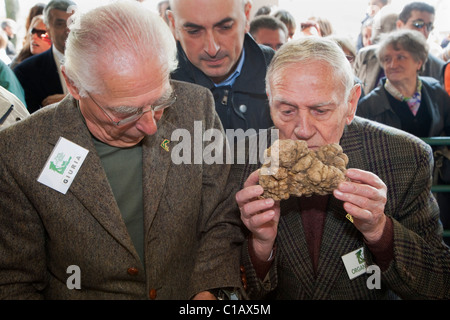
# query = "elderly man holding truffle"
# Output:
<box><xmin>233</xmin><ymin>37</ymin><xmax>450</xmax><ymax>300</ymax></box>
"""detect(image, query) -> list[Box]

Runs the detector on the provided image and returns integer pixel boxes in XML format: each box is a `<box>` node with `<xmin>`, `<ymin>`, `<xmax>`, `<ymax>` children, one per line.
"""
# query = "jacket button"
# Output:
<box><xmin>239</xmin><ymin>104</ymin><xmax>247</xmax><ymax>113</ymax></box>
<box><xmin>127</xmin><ymin>267</ymin><xmax>139</xmax><ymax>276</ymax></box>
<box><xmin>149</xmin><ymin>289</ymin><xmax>157</xmax><ymax>300</ymax></box>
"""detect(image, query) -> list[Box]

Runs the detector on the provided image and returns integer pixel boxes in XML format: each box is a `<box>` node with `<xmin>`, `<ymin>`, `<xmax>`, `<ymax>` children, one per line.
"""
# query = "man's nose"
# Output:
<box><xmin>135</xmin><ymin>111</ymin><xmax>158</xmax><ymax>136</ymax></box>
<box><xmin>204</xmin><ymin>30</ymin><xmax>220</xmax><ymax>57</ymax></box>
<box><xmin>293</xmin><ymin>114</ymin><xmax>315</xmax><ymax>140</ymax></box>
<box><xmin>421</xmin><ymin>28</ymin><xmax>429</xmax><ymax>39</ymax></box>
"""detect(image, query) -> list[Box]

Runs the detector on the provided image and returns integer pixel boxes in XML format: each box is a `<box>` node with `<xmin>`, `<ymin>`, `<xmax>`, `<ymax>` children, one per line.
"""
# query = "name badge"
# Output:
<box><xmin>341</xmin><ymin>247</ymin><xmax>367</xmax><ymax>280</ymax></box>
<box><xmin>37</xmin><ymin>137</ymin><xmax>89</xmax><ymax>194</ymax></box>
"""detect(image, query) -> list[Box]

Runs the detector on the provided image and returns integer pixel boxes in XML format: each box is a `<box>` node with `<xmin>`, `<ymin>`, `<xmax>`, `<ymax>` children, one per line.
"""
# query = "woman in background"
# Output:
<box><xmin>357</xmin><ymin>29</ymin><xmax>450</xmax><ymax>234</ymax></box>
<box><xmin>10</xmin><ymin>15</ymin><xmax>51</xmax><ymax>69</ymax></box>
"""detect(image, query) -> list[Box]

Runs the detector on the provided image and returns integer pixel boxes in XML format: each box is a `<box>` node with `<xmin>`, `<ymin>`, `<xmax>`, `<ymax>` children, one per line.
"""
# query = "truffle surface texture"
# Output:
<box><xmin>259</xmin><ymin>139</ymin><xmax>348</xmax><ymax>200</ymax></box>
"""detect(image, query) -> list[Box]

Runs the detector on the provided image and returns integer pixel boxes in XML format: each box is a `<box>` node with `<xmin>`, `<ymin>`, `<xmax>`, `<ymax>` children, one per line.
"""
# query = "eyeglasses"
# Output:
<box><xmin>87</xmin><ymin>90</ymin><xmax>177</xmax><ymax>126</ymax></box>
<box><xmin>411</xmin><ymin>20</ymin><xmax>434</xmax><ymax>32</ymax></box>
<box><xmin>30</xmin><ymin>28</ymin><xmax>49</xmax><ymax>39</ymax></box>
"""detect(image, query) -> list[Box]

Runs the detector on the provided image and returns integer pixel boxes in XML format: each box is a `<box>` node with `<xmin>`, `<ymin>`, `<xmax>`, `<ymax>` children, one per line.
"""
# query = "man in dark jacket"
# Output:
<box><xmin>168</xmin><ymin>0</ymin><xmax>274</xmax><ymax>131</ymax></box>
<box><xmin>13</xmin><ymin>0</ymin><xmax>76</xmax><ymax>113</ymax></box>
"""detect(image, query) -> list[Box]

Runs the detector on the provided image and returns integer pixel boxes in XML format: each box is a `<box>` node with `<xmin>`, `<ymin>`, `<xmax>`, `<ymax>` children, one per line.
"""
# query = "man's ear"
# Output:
<box><xmin>244</xmin><ymin>1</ymin><xmax>252</xmax><ymax>33</ymax></box>
<box><xmin>61</xmin><ymin>66</ymin><xmax>81</xmax><ymax>100</ymax></box>
<box><xmin>346</xmin><ymin>84</ymin><xmax>361</xmax><ymax>125</ymax></box>
<box><xmin>166</xmin><ymin>10</ymin><xmax>178</xmax><ymax>39</ymax></box>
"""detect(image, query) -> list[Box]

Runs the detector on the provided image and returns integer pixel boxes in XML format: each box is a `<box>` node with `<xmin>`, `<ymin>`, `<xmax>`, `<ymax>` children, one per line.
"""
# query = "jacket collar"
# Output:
<box><xmin>45</xmin><ymin>94</ymin><xmax>179</xmax><ymax>262</ymax></box>
<box><xmin>174</xmin><ymin>33</ymin><xmax>269</xmax><ymax>94</ymax></box>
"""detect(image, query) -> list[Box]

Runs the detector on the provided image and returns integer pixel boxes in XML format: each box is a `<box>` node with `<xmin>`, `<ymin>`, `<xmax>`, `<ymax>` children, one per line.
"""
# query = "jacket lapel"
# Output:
<box><xmin>311</xmin><ymin>121</ymin><xmax>367</xmax><ymax>298</ymax></box>
<box><xmin>46</xmin><ymin>96</ymin><xmax>138</xmax><ymax>258</ymax></box>
<box><xmin>312</xmin><ymin>198</ymin><xmax>362</xmax><ymax>299</ymax></box>
<box><xmin>140</xmin><ymin>115</ymin><xmax>177</xmax><ymax>233</ymax></box>
<box><xmin>278</xmin><ymin>199</ymin><xmax>316</xmax><ymax>297</ymax></box>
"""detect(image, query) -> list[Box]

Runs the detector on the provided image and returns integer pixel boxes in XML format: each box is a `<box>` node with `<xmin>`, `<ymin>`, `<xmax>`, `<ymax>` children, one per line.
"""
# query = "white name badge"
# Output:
<box><xmin>341</xmin><ymin>247</ymin><xmax>367</xmax><ymax>280</ymax></box>
<box><xmin>37</xmin><ymin>137</ymin><xmax>89</xmax><ymax>194</ymax></box>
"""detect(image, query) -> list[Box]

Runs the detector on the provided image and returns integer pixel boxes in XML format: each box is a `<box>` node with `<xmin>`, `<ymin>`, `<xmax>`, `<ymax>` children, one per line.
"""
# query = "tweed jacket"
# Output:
<box><xmin>0</xmin><ymin>80</ymin><xmax>245</xmax><ymax>299</ymax></box>
<box><xmin>354</xmin><ymin>44</ymin><xmax>445</xmax><ymax>94</ymax></box>
<box><xmin>234</xmin><ymin>117</ymin><xmax>450</xmax><ymax>299</ymax></box>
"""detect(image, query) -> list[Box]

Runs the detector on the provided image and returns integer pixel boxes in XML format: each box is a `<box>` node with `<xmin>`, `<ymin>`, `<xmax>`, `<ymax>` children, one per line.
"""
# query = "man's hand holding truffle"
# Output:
<box><xmin>236</xmin><ymin>170</ymin><xmax>280</xmax><ymax>262</ymax></box>
<box><xmin>333</xmin><ymin>169</ymin><xmax>388</xmax><ymax>244</ymax></box>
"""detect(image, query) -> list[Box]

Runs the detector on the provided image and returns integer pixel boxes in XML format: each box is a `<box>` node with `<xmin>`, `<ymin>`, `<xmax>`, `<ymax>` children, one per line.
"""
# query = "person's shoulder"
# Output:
<box><xmin>257</xmin><ymin>43</ymin><xmax>275</xmax><ymax>59</ymax></box>
<box><xmin>420</xmin><ymin>76</ymin><xmax>442</xmax><ymax>88</ymax></box>
<box><xmin>0</xmin><ymin>103</ymin><xmax>57</xmax><ymax>144</ymax></box>
<box><xmin>359</xmin><ymin>84</ymin><xmax>383</xmax><ymax>101</ymax></box>
<box><xmin>357</xmin><ymin>44</ymin><xmax>378</xmax><ymax>57</ymax></box>
<box><xmin>13</xmin><ymin>48</ymin><xmax>52</xmax><ymax>71</ymax></box>
<box><xmin>427</xmin><ymin>52</ymin><xmax>445</xmax><ymax>66</ymax></box>
<box><xmin>171</xmin><ymin>79</ymin><xmax>211</xmax><ymax>95</ymax></box>
<box><xmin>351</xmin><ymin>116</ymin><xmax>431</xmax><ymax>154</ymax></box>
<box><xmin>244</xmin><ymin>33</ymin><xmax>275</xmax><ymax>64</ymax></box>
<box><xmin>170</xmin><ymin>80</ymin><xmax>214</xmax><ymax>112</ymax></box>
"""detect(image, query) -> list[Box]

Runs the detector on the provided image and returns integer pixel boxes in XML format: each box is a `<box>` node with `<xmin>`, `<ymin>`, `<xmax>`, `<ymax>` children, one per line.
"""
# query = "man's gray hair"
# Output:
<box><xmin>266</xmin><ymin>37</ymin><xmax>355</xmax><ymax>103</ymax></box>
<box><xmin>64</xmin><ymin>1</ymin><xmax>177</xmax><ymax>97</ymax></box>
<box><xmin>43</xmin><ymin>0</ymin><xmax>77</xmax><ymax>26</ymax></box>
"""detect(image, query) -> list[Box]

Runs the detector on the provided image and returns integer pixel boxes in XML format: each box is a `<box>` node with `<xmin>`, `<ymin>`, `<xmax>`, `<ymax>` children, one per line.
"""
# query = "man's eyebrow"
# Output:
<box><xmin>213</xmin><ymin>17</ymin><xmax>234</xmax><ymax>28</ymax></box>
<box><xmin>183</xmin><ymin>17</ymin><xmax>234</xmax><ymax>29</ymax></box>
<box><xmin>273</xmin><ymin>97</ymin><xmax>296</xmax><ymax>107</ymax></box>
<box><xmin>273</xmin><ymin>97</ymin><xmax>337</xmax><ymax>108</ymax></box>
<box><xmin>183</xmin><ymin>22</ymin><xmax>203</xmax><ymax>29</ymax></box>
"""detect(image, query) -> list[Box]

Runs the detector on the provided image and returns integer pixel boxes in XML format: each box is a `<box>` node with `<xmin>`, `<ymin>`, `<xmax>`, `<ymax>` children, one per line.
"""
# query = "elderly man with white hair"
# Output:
<box><xmin>0</xmin><ymin>1</ymin><xmax>244</xmax><ymax>300</ymax></box>
<box><xmin>234</xmin><ymin>36</ymin><xmax>450</xmax><ymax>300</ymax></box>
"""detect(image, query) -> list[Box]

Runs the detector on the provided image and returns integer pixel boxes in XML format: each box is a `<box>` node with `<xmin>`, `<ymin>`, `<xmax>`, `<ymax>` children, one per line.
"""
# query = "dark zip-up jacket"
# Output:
<box><xmin>171</xmin><ymin>34</ymin><xmax>274</xmax><ymax>132</ymax></box>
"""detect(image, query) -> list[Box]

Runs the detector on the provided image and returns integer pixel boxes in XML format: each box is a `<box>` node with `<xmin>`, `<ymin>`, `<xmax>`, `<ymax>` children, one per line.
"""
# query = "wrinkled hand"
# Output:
<box><xmin>235</xmin><ymin>170</ymin><xmax>280</xmax><ymax>261</ymax></box>
<box><xmin>41</xmin><ymin>94</ymin><xmax>66</xmax><ymax>107</ymax></box>
<box><xmin>333</xmin><ymin>168</ymin><xmax>387</xmax><ymax>243</ymax></box>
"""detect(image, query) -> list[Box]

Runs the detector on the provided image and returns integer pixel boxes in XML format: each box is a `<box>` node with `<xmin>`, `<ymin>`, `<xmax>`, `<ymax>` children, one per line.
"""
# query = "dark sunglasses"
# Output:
<box><xmin>411</xmin><ymin>20</ymin><xmax>434</xmax><ymax>32</ymax></box>
<box><xmin>30</xmin><ymin>28</ymin><xmax>49</xmax><ymax>39</ymax></box>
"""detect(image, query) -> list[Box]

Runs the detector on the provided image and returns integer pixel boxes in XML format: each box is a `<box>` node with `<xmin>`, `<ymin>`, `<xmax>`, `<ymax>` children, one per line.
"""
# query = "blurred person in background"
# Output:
<box><xmin>250</xmin><ymin>15</ymin><xmax>288</xmax><ymax>51</ymax></box>
<box><xmin>357</xmin><ymin>0</ymin><xmax>390</xmax><ymax>51</ymax></box>
<box><xmin>1</xmin><ymin>18</ymin><xmax>17</xmax><ymax>60</ymax></box>
<box><xmin>0</xmin><ymin>59</ymin><xmax>26</xmax><ymax>106</ymax></box>
<box><xmin>273</xmin><ymin>9</ymin><xmax>296</xmax><ymax>39</ymax></box>
<box><xmin>354</xmin><ymin>2</ymin><xmax>444</xmax><ymax>95</ymax></box>
<box><xmin>10</xmin><ymin>15</ymin><xmax>51</xmax><ymax>69</ymax></box>
<box><xmin>13</xmin><ymin>0</ymin><xmax>76</xmax><ymax>113</ymax></box>
<box><xmin>0</xmin><ymin>31</ymin><xmax>11</xmax><ymax>65</ymax></box>
<box><xmin>357</xmin><ymin>29</ymin><xmax>450</xmax><ymax>232</ymax></box>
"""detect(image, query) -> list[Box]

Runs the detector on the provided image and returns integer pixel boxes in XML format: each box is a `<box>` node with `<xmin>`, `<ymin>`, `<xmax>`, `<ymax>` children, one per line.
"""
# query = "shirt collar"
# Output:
<box><xmin>214</xmin><ymin>48</ymin><xmax>245</xmax><ymax>87</ymax></box>
<box><xmin>52</xmin><ymin>45</ymin><xmax>65</xmax><ymax>65</ymax></box>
